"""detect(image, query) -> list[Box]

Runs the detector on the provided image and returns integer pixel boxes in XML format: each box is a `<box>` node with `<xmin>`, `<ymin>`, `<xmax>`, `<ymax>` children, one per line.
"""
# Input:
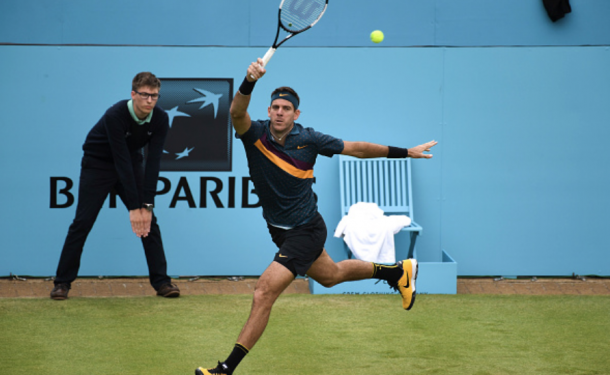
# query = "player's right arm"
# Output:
<box><xmin>230</xmin><ymin>59</ymin><xmax>266</xmax><ymax>136</ymax></box>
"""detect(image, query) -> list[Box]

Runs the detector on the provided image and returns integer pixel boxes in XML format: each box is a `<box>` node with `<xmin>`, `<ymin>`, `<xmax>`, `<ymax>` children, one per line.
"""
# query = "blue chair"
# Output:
<box><xmin>338</xmin><ymin>155</ymin><xmax>422</xmax><ymax>260</ymax></box>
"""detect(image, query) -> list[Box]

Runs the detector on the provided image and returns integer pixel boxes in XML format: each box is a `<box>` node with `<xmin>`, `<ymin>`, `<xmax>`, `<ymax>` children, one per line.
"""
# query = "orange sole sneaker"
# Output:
<box><xmin>396</xmin><ymin>259</ymin><xmax>418</xmax><ymax>310</ymax></box>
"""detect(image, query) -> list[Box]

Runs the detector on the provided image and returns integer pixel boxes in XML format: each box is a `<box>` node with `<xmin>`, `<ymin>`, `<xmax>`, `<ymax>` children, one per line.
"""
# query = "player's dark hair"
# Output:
<box><xmin>132</xmin><ymin>72</ymin><xmax>161</xmax><ymax>92</ymax></box>
<box><xmin>271</xmin><ymin>86</ymin><xmax>300</xmax><ymax>106</ymax></box>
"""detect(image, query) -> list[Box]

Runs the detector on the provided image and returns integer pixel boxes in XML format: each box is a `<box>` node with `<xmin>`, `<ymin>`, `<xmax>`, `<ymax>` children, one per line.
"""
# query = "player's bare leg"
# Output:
<box><xmin>306</xmin><ymin>249</ymin><xmax>374</xmax><ymax>287</ymax></box>
<box><xmin>307</xmin><ymin>249</ymin><xmax>417</xmax><ymax>310</ymax></box>
<box><xmin>196</xmin><ymin>262</ymin><xmax>295</xmax><ymax>375</ymax></box>
<box><xmin>236</xmin><ymin>261</ymin><xmax>295</xmax><ymax>348</ymax></box>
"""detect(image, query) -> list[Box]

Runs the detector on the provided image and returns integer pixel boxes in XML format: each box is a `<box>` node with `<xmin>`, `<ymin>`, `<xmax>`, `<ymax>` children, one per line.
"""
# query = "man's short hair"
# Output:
<box><xmin>132</xmin><ymin>72</ymin><xmax>161</xmax><ymax>92</ymax></box>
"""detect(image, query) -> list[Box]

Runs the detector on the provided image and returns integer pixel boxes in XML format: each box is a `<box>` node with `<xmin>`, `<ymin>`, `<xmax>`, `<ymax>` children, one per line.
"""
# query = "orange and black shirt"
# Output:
<box><xmin>238</xmin><ymin>119</ymin><xmax>344</xmax><ymax>228</ymax></box>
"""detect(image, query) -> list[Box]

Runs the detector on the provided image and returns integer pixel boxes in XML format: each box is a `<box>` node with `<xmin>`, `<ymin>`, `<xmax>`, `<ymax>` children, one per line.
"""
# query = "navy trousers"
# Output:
<box><xmin>54</xmin><ymin>156</ymin><xmax>170</xmax><ymax>290</ymax></box>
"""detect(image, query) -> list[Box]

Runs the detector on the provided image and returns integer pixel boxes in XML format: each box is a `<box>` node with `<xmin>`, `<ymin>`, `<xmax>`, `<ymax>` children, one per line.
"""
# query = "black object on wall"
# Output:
<box><xmin>543</xmin><ymin>0</ymin><xmax>572</xmax><ymax>22</ymax></box>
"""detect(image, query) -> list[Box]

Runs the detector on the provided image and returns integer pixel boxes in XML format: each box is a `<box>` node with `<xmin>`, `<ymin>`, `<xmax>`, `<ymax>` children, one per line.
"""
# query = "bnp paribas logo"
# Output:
<box><xmin>158</xmin><ymin>78</ymin><xmax>233</xmax><ymax>171</ymax></box>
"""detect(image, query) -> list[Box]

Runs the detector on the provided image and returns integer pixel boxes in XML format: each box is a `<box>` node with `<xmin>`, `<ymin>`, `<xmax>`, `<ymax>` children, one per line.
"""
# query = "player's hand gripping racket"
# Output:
<box><xmin>252</xmin><ymin>0</ymin><xmax>328</xmax><ymax>78</ymax></box>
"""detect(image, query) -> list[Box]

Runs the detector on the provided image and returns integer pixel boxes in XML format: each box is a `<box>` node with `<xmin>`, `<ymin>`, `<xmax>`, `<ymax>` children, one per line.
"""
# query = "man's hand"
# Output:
<box><xmin>409</xmin><ymin>140</ymin><xmax>438</xmax><ymax>159</ymax></box>
<box><xmin>129</xmin><ymin>208</ymin><xmax>152</xmax><ymax>238</ymax></box>
<box><xmin>248</xmin><ymin>58</ymin><xmax>266</xmax><ymax>81</ymax></box>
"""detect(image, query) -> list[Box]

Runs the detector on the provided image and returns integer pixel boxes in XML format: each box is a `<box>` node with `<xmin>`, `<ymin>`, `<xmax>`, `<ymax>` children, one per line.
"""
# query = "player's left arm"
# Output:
<box><xmin>341</xmin><ymin>140</ymin><xmax>437</xmax><ymax>159</ymax></box>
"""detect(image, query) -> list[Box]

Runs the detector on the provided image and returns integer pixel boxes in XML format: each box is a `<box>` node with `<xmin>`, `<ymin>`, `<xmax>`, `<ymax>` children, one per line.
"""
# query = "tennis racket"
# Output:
<box><xmin>256</xmin><ymin>0</ymin><xmax>328</xmax><ymax>72</ymax></box>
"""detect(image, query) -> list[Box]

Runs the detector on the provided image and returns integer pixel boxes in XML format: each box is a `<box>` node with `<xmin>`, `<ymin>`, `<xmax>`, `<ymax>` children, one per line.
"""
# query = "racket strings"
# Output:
<box><xmin>280</xmin><ymin>0</ymin><xmax>327</xmax><ymax>32</ymax></box>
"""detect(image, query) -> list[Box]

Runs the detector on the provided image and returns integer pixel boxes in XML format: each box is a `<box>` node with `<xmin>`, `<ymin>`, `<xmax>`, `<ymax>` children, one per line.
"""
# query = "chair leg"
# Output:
<box><xmin>407</xmin><ymin>232</ymin><xmax>419</xmax><ymax>259</ymax></box>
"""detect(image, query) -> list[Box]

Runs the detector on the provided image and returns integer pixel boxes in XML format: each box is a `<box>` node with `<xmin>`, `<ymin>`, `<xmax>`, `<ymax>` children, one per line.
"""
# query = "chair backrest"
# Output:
<box><xmin>338</xmin><ymin>155</ymin><xmax>416</xmax><ymax>219</ymax></box>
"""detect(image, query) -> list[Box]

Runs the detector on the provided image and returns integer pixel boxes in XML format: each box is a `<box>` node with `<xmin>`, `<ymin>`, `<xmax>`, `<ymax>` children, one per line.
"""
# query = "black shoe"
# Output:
<box><xmin>50</xmin><ymin>283</ymin><xmax>70</xmax><ymax>300</ymax></box>
<box><xmin>156</xmin><ymin>283</ymin><xmax>180</xmax><ymax>298</ymax></box>
<box><xmin>196</xmin><ymin>362</ymin><xmax>232</xmax><ymax>375</ymax></box>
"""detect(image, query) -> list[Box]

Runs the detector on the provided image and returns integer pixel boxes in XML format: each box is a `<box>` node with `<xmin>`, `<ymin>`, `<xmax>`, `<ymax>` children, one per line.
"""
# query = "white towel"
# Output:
<box><xmin>334</xmin><ymin>202</ymin><xmax>411</xmax><ymax>263</ymax></box>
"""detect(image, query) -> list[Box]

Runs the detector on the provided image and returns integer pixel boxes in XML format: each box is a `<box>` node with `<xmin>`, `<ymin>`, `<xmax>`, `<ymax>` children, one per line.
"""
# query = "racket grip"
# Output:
<box><xmin>261</xmin><ymin>48</ymin><xmax>276</xmax><ymax>67</ymax></box>
<box><xmin>250</xmin><ymin>48</ymin><xmax>277</xmax><ymax>80</ymax></box>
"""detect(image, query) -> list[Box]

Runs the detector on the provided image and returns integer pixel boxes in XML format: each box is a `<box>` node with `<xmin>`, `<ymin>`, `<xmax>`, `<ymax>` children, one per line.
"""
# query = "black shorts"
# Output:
<box><xmin>267</xmin><ymin>213</ymin><xmax>327</xmax><ymax>277</ymax></box>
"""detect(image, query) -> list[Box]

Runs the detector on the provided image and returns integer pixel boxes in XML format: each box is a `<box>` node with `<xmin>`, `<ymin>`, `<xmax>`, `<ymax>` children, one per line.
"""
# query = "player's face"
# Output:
<box><xmin>268</xmin><ymin>98</ymin><xmax>300</xmax><ymax>133</ymax></box>
<box><xmin>131</xmin><ymin>85</ymin><xmax>160</xmax><ymax>119</ymax></box>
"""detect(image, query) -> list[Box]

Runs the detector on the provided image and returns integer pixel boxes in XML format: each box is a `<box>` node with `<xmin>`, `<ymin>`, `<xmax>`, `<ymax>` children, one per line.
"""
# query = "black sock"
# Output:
<box><xmin>224</xmin><ymin>343</ymin><xmax>249</xmax><ymax>371</ymax></box>
<box><xmin>371</xmin><ymin>263</ymin><xmax>403</xmax><ymax>283</ymax></box>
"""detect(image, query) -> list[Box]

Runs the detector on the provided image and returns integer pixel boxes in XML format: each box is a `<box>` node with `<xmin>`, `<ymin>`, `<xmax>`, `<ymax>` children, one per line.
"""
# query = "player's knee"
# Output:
<box><xmin>311</xmin><ymin>267</ymin><xmax>344</xmax><ymax>288</ymax></box>
<box><xmin>321</xmin><ymin>280</ymin><xmax>338</xmax><ymax>288</ymax></box>
<box><xmin>316</xmin><ymin>276</ymin><xmax>340</xmax><ymax>288</ymax></box>
<box><xmin>252</xmin><ymin>284</ymin><xmax>276</xmax><ymax>306</ymax></box>
<box><xmin>310</xmin><ymin>263</ymin><xmax>346</xmax><ymax>287</ymax></box>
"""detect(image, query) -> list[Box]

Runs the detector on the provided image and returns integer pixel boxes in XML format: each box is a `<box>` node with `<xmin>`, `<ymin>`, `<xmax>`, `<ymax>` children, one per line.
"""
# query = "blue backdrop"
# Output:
<box><xmin>1</xmin><ymin>0</ymin><xmax>609</xmax><ymax>278</ymax></box>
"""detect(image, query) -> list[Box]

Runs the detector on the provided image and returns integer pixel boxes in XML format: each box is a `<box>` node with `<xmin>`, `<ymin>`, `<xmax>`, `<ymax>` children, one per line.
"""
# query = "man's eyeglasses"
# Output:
<box><xmin>134</xmin><ymin>90</ymin><xmax>161</xmax><ymax>100</ymax></box>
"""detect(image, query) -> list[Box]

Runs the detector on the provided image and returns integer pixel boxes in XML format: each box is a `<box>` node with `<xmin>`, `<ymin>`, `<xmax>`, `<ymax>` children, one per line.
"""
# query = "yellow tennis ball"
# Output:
<box><xmin>370</xmin><ymin>30</ymin><xmax>384</xmax><ymax>43</ymax></box>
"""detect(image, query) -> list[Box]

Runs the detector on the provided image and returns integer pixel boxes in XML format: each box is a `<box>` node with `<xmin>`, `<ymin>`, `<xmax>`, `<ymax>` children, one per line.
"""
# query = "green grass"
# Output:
<box><xmin>1</xmin><ymin>294</ymin><xmax>609</xmax><ymax>375</ymax></box>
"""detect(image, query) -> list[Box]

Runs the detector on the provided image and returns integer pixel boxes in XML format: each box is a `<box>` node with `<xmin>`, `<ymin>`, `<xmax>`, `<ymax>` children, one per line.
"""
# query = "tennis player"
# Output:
<box><xmin>50</xmin><ymin>72</ymin><xmax>180</xmax><ymax>300</ymax></box>
<box><xmin>196</xmin><ymin>59</ymin><xmax>437</xmax><ymax>375</ymax></box>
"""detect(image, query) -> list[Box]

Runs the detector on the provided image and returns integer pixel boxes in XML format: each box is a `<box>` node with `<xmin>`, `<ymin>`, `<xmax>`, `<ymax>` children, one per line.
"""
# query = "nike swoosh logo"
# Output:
<box><xmin>279</xmin><ymin>93</ymin><xmax>288</xmax><ymax>97</ymax></box>
<box><xmin>405</xmin><ymin>270</ymin><xmax>410</xmax><ymax>288</ymax></box>
<box><xmin>279</xmin><ymin>254</ymin><xmax>288</xmax><ymax>258</ymax></box>
<box><xmin>297</xmin><ymin>145</ymin><xmax>308</xmax><ymax>149</ymax></box>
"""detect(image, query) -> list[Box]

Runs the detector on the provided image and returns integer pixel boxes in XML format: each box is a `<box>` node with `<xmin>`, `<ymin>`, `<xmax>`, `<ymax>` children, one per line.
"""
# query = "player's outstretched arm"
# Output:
<box><xmin>342</xmin><ymin>140</ymin><xmax>437</xmax><ymax>159</ymax></box>
<box><xmin>230</xmin><ymin>59</ymin><xmax>266</xmax><ymax>136</ymax></box>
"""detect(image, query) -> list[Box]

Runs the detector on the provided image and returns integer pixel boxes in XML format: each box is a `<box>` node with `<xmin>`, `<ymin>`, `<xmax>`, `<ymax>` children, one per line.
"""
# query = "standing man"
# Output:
<box><xmin>50</xmin><ymin>72</ymin><xmax>180</xmax><ymax>300</ymax></box>
<box><xmin>195</xmin><ymin>60</ymin><xmax>437</xmax><ymax>375</ymax></box>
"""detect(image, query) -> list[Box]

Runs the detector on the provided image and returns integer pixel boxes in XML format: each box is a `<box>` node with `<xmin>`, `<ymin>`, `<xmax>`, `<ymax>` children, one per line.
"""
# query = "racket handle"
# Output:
<box><xmin>261</xmin><ymin>47</ymin><xmax>276</xmax><ymax>67</ymax></box>
<box><xmin>250</xmin><ymin>47</ymin><xmax>277</xmax><ymax>80</ymax></box>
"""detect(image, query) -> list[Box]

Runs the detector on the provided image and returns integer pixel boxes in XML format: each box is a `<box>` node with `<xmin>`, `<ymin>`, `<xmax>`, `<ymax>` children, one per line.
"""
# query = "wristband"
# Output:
<box><xmin>238</xmin><ymin>77</ymin><xmax>257</xmax><ymax>96</ymax></box>
<box><xmin>387</xmin><ymin>146</ymin><xmax>409</xmax><ymax>159</ymax></box>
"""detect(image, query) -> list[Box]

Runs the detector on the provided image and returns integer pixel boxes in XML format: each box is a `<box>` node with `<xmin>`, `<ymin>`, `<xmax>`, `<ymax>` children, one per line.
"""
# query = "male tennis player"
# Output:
<box><xmin>50</xmin><ymin>72</ymin><xmax>180</xmax><ymax>300</ymax></box>
<box><xmin>196</xmin><ymin>59</ymin><xmax>437</xmax><ymax>375</ymax></box>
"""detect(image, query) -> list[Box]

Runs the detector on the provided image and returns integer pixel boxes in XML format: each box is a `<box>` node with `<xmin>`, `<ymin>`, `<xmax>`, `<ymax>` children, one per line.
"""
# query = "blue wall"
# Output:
<box><xmin>2</xmin><ymin>0</ymin><xmax>609</xmax><ymax>47</ymax></box>
<box><xmin>1</xmin><ymin>0</ymin><xmax>609</xmax><ymax>277</ymax></box>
